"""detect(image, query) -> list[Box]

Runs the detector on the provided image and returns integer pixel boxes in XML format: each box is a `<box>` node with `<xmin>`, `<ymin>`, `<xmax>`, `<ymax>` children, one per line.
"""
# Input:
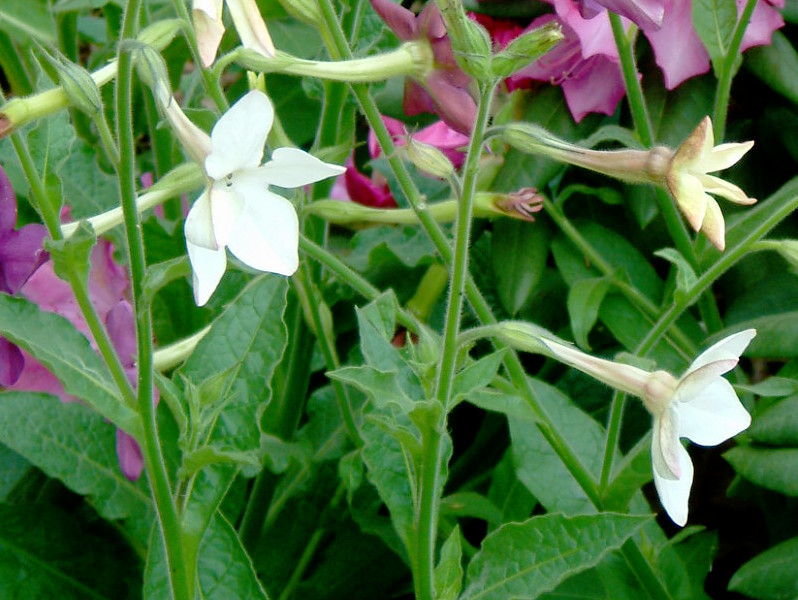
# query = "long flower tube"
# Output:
<box><xmin>469</xmin><ymin>321</ymin><xmax>756</xmax><ymax>526</ymax></box>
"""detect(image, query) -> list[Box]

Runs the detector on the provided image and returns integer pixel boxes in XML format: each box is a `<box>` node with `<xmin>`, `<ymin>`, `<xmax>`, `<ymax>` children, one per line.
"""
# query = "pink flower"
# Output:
<box><xmin>370</xmin><ymin>0</ymin><xmax>477</xmax><ymax>133</ymax></box>
<box><xmin>334</xmin><ymin>116</ymin><xmax>469</xmax><ymax>206</ymax></box>
<box><xmin>510</xmin><ymin>12</ymin><xmax>627</xmax><ymax>122</ymax></box>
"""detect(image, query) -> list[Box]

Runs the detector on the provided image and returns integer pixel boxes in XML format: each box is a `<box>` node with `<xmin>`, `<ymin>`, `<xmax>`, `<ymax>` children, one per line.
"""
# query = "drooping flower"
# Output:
<box><xmin>193</xmin><ymin>0</ymin><xmax>276</xmax><ymax>67</ymax></box>
<box><xmin>370</xmin><ymin>0</ymin><xmax>477</xmax><ymax>133</ymax></box>
<box><xmin>496</xmin><ymin>322</ymin><xmax>756</xmax><ymax>526</ymax></box>
<box><xmin>665</xmin><ymin>117</ymin><xmax>755</xmax><ymax>251</ymax></box>
<box><xmin>183</xmin><ymin>91</ymin><xmax>345</xmax><ymax>305</ymax></box>
<box><xmin>642</xmin><ymin>330</ymin><xmax>756</xmax><ymax>526</ymax></box>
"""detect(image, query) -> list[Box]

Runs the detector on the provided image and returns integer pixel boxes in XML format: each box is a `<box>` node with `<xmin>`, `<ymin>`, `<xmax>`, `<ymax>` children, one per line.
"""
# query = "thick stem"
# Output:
<box><xmin>117</xmin><ymin>1</ymin><xmax>191</xmax><ymax>598</ymax></box>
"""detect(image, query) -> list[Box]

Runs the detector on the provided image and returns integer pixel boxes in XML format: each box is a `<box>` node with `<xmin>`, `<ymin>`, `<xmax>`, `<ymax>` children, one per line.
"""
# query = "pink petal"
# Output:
<box><xmin>116</xmin><ymin>429</ymin><xmax>144</xmax><ymax>481</ymax></box>
<box><xmin>739</xmin><ymin>0</ymin><xmax>784</xmax><ymax>51</ymax></box>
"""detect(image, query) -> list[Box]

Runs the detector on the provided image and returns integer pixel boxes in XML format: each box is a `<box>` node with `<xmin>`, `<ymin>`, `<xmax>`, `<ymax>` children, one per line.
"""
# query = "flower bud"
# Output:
<box><xmin>272</xmin><ymin>0</ymin><xmax>322</xmax><ymax>26</ymax></box>
<box><xmin>39</xmin><ymin>50</ymin><xmax>103</xmax><ymax>118</ymax></box>
<box><xmin>128</xmin><ymin>41</ymin><xmax>173</xmax><ymax>107</ymax></box>
<box><xmin>491</xmin><ymin>22</ymin><xmax>563</xmax><ymax>78</ymax></box>
<box><xmin>137</xmin><ymin>19</ymin><xmax>184</xmax><ymax>50</ymax></box>
<box><xmin>437</xmin><ymin>0</ymin><xmax>493</xmax><ymax>82</ymax></box>
<box><xmin>403</xmin><ymin>137</ymin><xmax>456</xmax><ymax>179</ymax></box>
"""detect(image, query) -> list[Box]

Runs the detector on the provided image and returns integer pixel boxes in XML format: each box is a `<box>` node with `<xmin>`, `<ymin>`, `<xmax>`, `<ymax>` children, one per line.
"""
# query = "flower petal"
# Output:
<box><xmin>185</xmin><ymin>189</ymin><xmax>219</xmax><ymax>250</ymax></box>
<box><xmin>226</xmin><ymin>189</ymin><xmax>298</xmax><ymax>276</ymax></box>
<box><xmin>116</xmin><ymin>429</ymin><xmax>143</xmax><ymax>481</ymax></box>
<box><xmin>369</xmin><ymin>0</ymin><xmax>418</xmax><ymax>41</ymax></box>
<box><xmin>699</xmin><ymin>195</ymin><xmax>726</xmax><ymax>251</ymax></box>
<box><xmin>697</xmin><ymin>173</ymin><xmax>756</xmax><ymax>205</ymax></box>
<box><xmin>186</xmin><ymin>239</ymin><xmax>227</xmax><ymax>306</ymax></box>
<box><xmin>259</xmin><ymin>148</ymin><xmax>346</xmax><ymax>189</ymax></box>
<box><xmin>676</xmin><ymin>358</ymin><xmax>739</xmax><ymax>401</ymax></box>
<box><xmin>688</xmin><ymin>329</ymin><xmax>757</xmax><ymax>373</ymax></box>
<box><xmin>652</xmin><ymin>408</ymin><xmax>682</xmax><ymax>479</ymax></box>
<box><xmin>675</xmin><ymin>378</ymin><xmax>751</xmax><ymax>446</ymax></box>
<box><xmin>209</xmin><ymin>181</ymin><xmax>246</xmax><ymax>248</ymax></box>
<box><xmin>193</xmin><ymin>0</ymin><xmax>225</xmax><ymax>67</ymax></box>
<box><xmin>226</xmin><ymin>0</ymin><xmax>276</xmax><ymax>58</ymax></box>
<box><xmin>205</xmin><ymin>91</ymin><xmax>274</xmax><ymax>179</ymax></box>
<box><xmin>669</xmin><ymin>172</ymin><xmax>709</xmax><ymax>231</ymax></box>
<box><xmin>652</xmin><ymin>439</ymin><xmax>693</xmax><ymax>526</ymax></box>
<box><xmin>700</xmin><ymin>141</ymin><xmax>754</xmax><ymax>173</ymax></box>
<box><xmin>0</xmin><ymin>338</ymin><xmax>25</xmax><ymax>387</ymax></box>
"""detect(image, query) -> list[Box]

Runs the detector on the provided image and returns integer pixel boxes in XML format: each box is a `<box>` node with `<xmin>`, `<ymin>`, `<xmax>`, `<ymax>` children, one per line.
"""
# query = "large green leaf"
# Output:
<box><xmin>0</xmin><ymin>293</ymin><xmax>138</xmax><ymax>434</ymax></box>
<box><xmin>725</xmin><ymin>445</ymin><xmax>798</xmax><ymax>496</ymax></box>
<box><xmin>461</xmin><ymin>513</ymin><xmax>650</xmax><ymax>600</ymax></box>
<box><xmin>0</xmin><ymin>0</ymin><xmax>55</xmax><ymax>44</ymax></box>
<box><xmin>692</xmin><ymin>0</ymin><xmax>737</xmax><ymax>66</ymax></box>
<box><xmin>0</xmin><ymin>392</ymin><xmax>152</xmax><ymax>546</ymax></box>
<box><xmin>745</xmin><ymin>31</ymin><xmax>798</xmax><ymax>106</ymax></box>
<box><xmin>729</xmin><ymin>535</ymin><xmax>798</xmax><ymax>600</ymax></box>
<box><xmin>0</xmin><ymin>503</ymin><xmax>139</xmax><ymax>600</ymax></box>
<box><xmin>491</xmin><ymin>219</ymin><xmax>550</xmax><ymax>316</ymax></box>
<box><xmin>748</xmin><ymin>394</ymin><xmax>798</xmax><ymax>445</ymax></box>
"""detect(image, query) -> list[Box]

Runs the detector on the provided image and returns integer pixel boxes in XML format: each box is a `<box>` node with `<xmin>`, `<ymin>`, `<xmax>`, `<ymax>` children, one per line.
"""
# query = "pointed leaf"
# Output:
<box><xmin>462</xmin><ymin>513</ymin><xmax>651</xmax><ymax>599</ymax></box>
<box><xmin>567</xmin><ymin>277</ymin><xmax>611</xmax><ymax>351</ymax></box>
<box><xmin>435</xmin><ymin>527</ymin><xmax>464</xmax><ymax>600</ymax></box>
<box><xmin>729</xmin><ymin>535</ymin><xmax>798</xmax><ymax>600</ymax></box>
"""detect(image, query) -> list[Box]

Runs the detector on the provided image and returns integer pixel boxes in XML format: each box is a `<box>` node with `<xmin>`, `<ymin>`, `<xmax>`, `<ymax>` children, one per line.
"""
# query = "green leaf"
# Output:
<box><xmin>145</xmin><ymin>511</ymin><xmax>270</xmax><ymax>600</ymax></box>
<box><xmin>328</xmin><ymin>365</ymin><xmax>415</xmax><ymax>413</ymax></box>
<box><xmin>461</xmin><ymin>513</ymin><xmax>650</xmax><ymax>600</ymax></box>
<box><xmin>492</xmin><ymin>216</ymin><xmax>550</xmax><ymax>316</ymax></box>
<box><xmin>441</xmin><ymin>492</ymin><xmax>504</xmax><ymax>526</ymax></box>
<box><xmin>451</xmin><ymin>350</ymin><xmax>506</xmax><ymax>405</ymax></box>
<box><xmin>729</xmin><ymin>535</ymin><xmax>798</xmax><ymax>600</ymax></box>
<box><xmin>737</xmin><ymin>378</ymin><xmax>798</xmax><ymax>398</ymax></box>
<box><xmin>346</xmin><ymin>225</ymin><xmax>437</xmax><ymax>272</ymax></box>
<box><xmin>0</xmin><ymin>392</ymin><xmax>153</xmax><ymax>546</ymax></box>
<box><xmin>692</xmin><ymin>0</ymin><xmax>737</xmax><ymax>66</ymax></box>
<box><xmin>654</xmin><ymin>248</ymin><xmax>698</xmax><ymax>305</ymax></box>
<box><xmin>567</xmin><ymin>277</ymin><xmax>611</xmax><ymax>351</ymax></box>
<box><xmin>725</xmin><ymin>312</ymin><xmax>798</xmax><ymax>358</ymax></box>
<box><xmin>435</xmin><ymin>527</ymin><xmax>464</xmax><ymax>600</ymax></box>
<box><xmin>0</xmin><ymin>294</ymin><xmax>138</xmax><ymax>434</ymax></box>
<box><xmin>0</xmin><ymin>503</ymin><xmax>138</xmax><ymax>600</ymax></box>
<box><xmin>0</xmin><ymin>0</ymin><xmax>55</xmax><ymax>44</ymax></box>
<box><xmin>556</xmin><ymin>184</ymin><xmax>624</xmax><ymax>207</ymax></box>
<box><xmin>0</xmin><ymin>442</ymin><xmax>30</xmax><ymax>501</ymax></box>
<box><xmin>725</xmin><ymin>445</ymin><xmax>798</xmax><ymax>496</ymax></box>
<box><xmin>602</xmin><ymin>434</ymin><xmax>652</xmax><ymax>512</ymax></box>
<box><xmin>748</xmin><ymin>394</ymin><xmax>798</xmax><ymax>445</ymax></box>
<box><xmin>744</xmin><ymin>31</ymin><xmax>798</xmax><ymax>106</ymax></box>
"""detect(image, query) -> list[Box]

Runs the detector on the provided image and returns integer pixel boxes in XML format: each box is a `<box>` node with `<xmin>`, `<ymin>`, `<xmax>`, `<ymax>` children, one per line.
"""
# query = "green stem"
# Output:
<box><xmin>417</xmin><ymin>82</ymin><xmax>496</xmax><ymax>600</ymax></box>
<box><xmin>637</xmin><ymin>186</ymin><xmax>798</xmax><ymax>356</ymax></box>
<box><xmin>93</xmin><ymin>113</ymin><xmax>120</xmax><ymax>165</ymax></box>
<box><xmin>544</xmin><ymin>201</ymin><xmax>695</xmax><ymax>360</ymax></box>
<box><xmin>713</xmin><ymin>0</ymin><xmax>758</xmax><ymax>141</ymax></box>
<box><xmin>608</xmin><ymin>12</ymin><xmax>724</xmax><ymax>336</ymax></box>
<box><xmin>4</xmin><ymin>111</ymin><xmax>138</xmax><ymax>413</ymax></box>
<box><xmin>169</xmin><ymin>0</ymin><xmax>228</xmax><ymax>111</ymax></box>
<box><xmin>599</xmin><ymin>391</ymin><xmax>625</xmax><ymax>490</ymax></box>
<box><xmin>294</xmin><ymin>266</ymin><xmax>363</xmax><ymax>447</ymax></box>
<box><xmin>117</xmin><ymin>1</ymin><xmax>191</xmax><ymax>599</ymax></box>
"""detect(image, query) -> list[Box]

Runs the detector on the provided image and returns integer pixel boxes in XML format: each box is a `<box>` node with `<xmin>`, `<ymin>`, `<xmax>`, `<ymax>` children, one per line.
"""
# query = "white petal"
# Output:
<box><xmin>259</xmin><ymin>147</ymin><xmax>347</xmax><ymax>189</ymax></box>
<box><xmin>209</xmin><ymin>181</ymin><xmax>245</xmax><ymax>248</ymax></box>
<box><xmin>652</xmin><ymin>440</ymin><xmax>694</xmax><ymax>527</ymax></box>
<box><xmin>675</xmin><ymin>358</ymin><xmax>739</xmax><ymax>401</ymax></box>
<box><xmin>186</xmin><ymin>240</ymin><xmax>227</xmax><ymax>306</ymax></box>
<box><xmin>652</xmin><ymin>409</ymin><xmax>682</xmax><ymax>480</ymax></box>
<box><xmin>687</xmin><ymin>329</ymin><xmax>757</xmax><ymax>373</ymax></box>
<box><xmin>193</xmin><ymin>0</ymin><xmax>224</xmax><ymax>67</ymax></box>
<box><xmin>184</xmin><ymin>189</ymin><xmax>219</xmax><ymax>250</ymax></box>
<box><xmin>700</xmin><ymin>141</ymin><xmax>754</xmax><ymax>173</ymax></box>
<box><xmin>226</xmin><ymin>0</ymin><xmax>276</xmax><ymax>58</ymax></box>
<box><xmin>675</xmin><ymin>378</ymin><xmax>751</xmax><ymax>446</ymax></box>
<box><xmin>697</xmin><ymin>173</ymin><xmax>756</xmax><ymax>205</ymax></box>
<box><xmin>227</xmin><ymin>189</ymin><xmax>298</xmax><ymax>275</ymax></box>
<box><xmin>669</xmin><ymin>173</ymin><xmax>708</xmax><ymax>232</ymax></box>
<box><xmin>699</xmin><ymin>196</ymin><xmax>726</xmax><ymax>251</ymax></box>
<box><xmin>205</xmin><ymin>91</ymin><xmax>274</xmax><ymax>179</ymax></box>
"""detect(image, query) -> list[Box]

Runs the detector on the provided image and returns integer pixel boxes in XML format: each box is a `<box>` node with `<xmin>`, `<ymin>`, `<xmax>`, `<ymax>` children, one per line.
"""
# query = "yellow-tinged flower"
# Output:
<box><xmin>666</xmin><ymin>117</ymin><xmax>755</xmax><ymax>251</ymax></box>
<box><xmin>193</xmin><ymin>0</ymin><xmax>275</xmax><ymax>67</ymax></box>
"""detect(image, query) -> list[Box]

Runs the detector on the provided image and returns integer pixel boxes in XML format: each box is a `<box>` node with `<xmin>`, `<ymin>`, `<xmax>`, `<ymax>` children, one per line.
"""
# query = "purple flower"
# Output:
<box><xmin>370</xmin><ymin>0</ymin><xmax>477</xmax><ymax>133</ymax></box>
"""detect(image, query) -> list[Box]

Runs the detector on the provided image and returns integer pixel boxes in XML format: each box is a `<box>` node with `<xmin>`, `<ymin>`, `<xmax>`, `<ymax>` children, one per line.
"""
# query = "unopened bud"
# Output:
<box><xmin>491</xmin><ymin>22</ymin><xmax>563</xmax><ymax>78</ymax></box>
<box><xmin>51</xmin><ymin>56</ymin><xmax>103</xmax><ymax>117</ymax></box>
<box><xmin>273</xmin><ymin>0</ymin><xmax>322</xmax><ymax>25</ymax></box>
<box><xmin>128</xmin><ymin>41</ymin><xmax>172</xmax><ymax>107</ymax></box>
<box><xmin>491</xmin><ymin>188</ymin><xmax>545</xmax><ymax>222</ymax></box>
<box><xmin>404</xmin><ymin>137</ymin><xmax>456</xmax><ymax>179</ymax></box>
<box><xmin>438</xmin><ymin>0</ymin><xmax>493</xmax><ymax>82</ymax></box>
<box><xmin>138</xmin><ymin>19</ymin><xmax>184</xmax><ymax>50</ymax></box>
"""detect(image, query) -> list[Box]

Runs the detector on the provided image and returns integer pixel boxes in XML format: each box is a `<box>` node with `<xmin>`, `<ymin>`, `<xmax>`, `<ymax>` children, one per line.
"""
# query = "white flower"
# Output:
<box><xmin>666</xmin><ymin>117</ymin><xmax>756</xmax><ymax>251</ymax></box>
<box><xmin>193</xmin><ymin>0</ymin><xmax>275</xmax><ymax>67</ymax></box>
<box><xmin>644</xmin><ymin>329</ymin><xmax>756</xmax><ymax>526</ymax></box>
<box><xmin>184</xmin><ymin>90</ymin><xmax>345</xmax><ymax>305</ymax></box>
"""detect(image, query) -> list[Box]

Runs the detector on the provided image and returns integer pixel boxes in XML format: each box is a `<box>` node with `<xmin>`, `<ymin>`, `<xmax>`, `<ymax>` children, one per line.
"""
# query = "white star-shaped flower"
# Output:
<box><xmin>184</xmin><ymin>91</ymin><xmax>345</xmax><ymax>305</ymax></box>
<box><xmin>666</xmin><ymin>117</ymin><xmax>756</xmax><ymax>251</ymax></box>
<box><xmin>645</xmin><ymin>329</ymin><xmax>756</xmax><ymax>526</ymax></box>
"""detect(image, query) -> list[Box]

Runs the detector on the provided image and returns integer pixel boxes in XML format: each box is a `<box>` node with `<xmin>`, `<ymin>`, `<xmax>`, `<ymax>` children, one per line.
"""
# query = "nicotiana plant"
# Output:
<box><xmin>0</xmin><ymin>1</ymin><xmax>796</xmax><ymax>599</ymax></box>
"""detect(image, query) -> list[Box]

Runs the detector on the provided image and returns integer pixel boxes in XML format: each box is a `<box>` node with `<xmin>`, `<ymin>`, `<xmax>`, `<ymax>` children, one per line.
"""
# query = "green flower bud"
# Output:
<box><xmin>491</xmin><ymin>22</ymin><xmax>563</xmax><ymax>78</ymax></box>
<box><xmin>137</xmin><ymin>19</ymin><xmax>184</xmax><ymax>50</ymax></box>
<box><xmin>437</xmin><ymin>0</ymin><xmax>493</xmax><ymax>82</ymax></box>
<box><xmin>403</xmin><ymin>137</ymin><xmax>456</xmax><ymax>179</ymax></box>
<box><xmin>272</xmin><ymin>0</ymin><xmax>322</xmax><ymax>26</ymax></box>
<box><xmin>37</xmin><ymin>46</ymin><xmax>103</xmax><ymax>118</ymax></box>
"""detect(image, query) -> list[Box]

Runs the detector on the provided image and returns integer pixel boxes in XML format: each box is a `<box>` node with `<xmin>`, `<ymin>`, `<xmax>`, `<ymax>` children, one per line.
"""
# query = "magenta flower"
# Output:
<box><xmin>370</xmin><ymin>0</ymin><xmax>477</xmax><ymax>133</ymax></box>
<box><xmin>7</xmin><ymin>234</ymin><xmax>147</xmax><ymax>480</ymax></box>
